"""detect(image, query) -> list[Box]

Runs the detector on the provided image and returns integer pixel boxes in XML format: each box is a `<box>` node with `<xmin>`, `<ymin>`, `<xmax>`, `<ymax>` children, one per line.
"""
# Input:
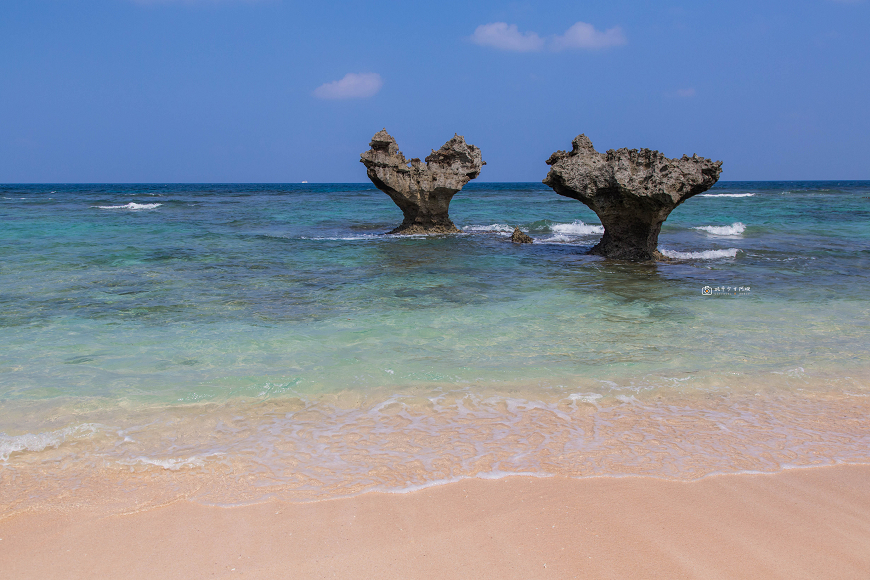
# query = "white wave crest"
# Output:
<box><xmin>551</xmin><ymin>221</ymin><xmax>604</xmax><ymax>235</ymax></box>
<box><xmin>301</xmin><ymin>235</ymin><xmax>380</xmax><ymax>241</ymax></box>
<box><xmin>698</xmin><ymin>193</ymin><xmax>755</xmax><ymax>198</ymax></box>
<box><xmin>462</xmin><ymin>223</ymin><xmax>514</xmax><ymax>233</ymax></box>
<box><xmin>0</xmin><ymin>424</ymin><xmax>102</xmax><ymax>461</ymax></box>
<box><xmin>660</xmin><ymin>248</ymin><xmax>740</xmax><ymax>260</ymax></box>
<box><xmin>301</xmin><ymin>233</ymin><xmax>437</xmax><ymax>240</ymax></box>
<box><xmin>692</xmin><ymin>222</ymin><xmax>746</xmax><ymax>236</ymax></box>
<box><xmin>96</xmin><ymin>202</ymin><xmax>163</xmax><ymax>210</ymax></box>
<box><xmin>536</xmin><ymin>234</ymin><xmax>574</xmax><ymax>244</ymax></box>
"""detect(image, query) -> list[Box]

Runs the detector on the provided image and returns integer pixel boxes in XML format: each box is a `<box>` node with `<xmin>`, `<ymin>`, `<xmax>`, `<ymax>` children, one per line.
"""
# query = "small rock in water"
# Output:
<box><xmin>510</xmin><ymin>227</ymin><xmax>533</xmax><ymax>244</ymax></box>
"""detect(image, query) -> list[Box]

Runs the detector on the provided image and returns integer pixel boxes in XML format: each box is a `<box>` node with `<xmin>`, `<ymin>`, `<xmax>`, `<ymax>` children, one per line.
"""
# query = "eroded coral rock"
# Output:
<box><xmin>510</xmin><ymin>227</ymin><xmax>533</xmax><ymax>244</ymax></box>
<box><xmin>543</xmin><ymin>135</ymin><xmax>723</xmax><ymax>261</ymax></box>
<box><xmin>360</xmin><ymin>129</ymin><xmax>485</xmax><ymax>234</ymax></box>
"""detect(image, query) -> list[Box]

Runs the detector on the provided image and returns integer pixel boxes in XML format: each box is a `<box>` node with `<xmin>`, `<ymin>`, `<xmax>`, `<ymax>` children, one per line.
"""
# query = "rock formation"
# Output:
<box><xmin>510</xmin><ymin>227</ymin><xmax>533</xmax><ymax>244</ymax></box>
<box><xmin>543</xmin><ymin>135</ymin><xmax>723</xmax><ymax>261</ymax></box>
<box><xmin>360</xmin><ymin>129</ymin><xmax>485</xmax><ymax>234</ymax></box>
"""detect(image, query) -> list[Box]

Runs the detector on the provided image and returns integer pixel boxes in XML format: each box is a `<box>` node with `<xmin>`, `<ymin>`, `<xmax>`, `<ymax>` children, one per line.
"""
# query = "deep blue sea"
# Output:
<box><xmin>2</xmin><ymin>181</ymin><xmax>869</xmax><ymax>510</ymax></box>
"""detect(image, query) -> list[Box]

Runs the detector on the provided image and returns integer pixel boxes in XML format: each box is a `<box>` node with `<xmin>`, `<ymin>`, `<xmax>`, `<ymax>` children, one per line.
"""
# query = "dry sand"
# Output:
<box><xmin>2</xmin><ymin>464</ymin><xmax>869</xmax><ymax>579</ymax></box>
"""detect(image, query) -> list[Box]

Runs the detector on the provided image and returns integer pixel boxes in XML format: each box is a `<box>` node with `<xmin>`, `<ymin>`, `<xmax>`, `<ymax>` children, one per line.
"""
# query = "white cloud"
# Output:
<box><xmin>472</xmin><ymin>21</ymin><xmax>627</xmax><ymax>53</ymax></box>
<box><xmin>313</xmin><ymin>73</ymin><xmax>383</xmax><ymax>100</ymax></box>
<box><xmin>470</xmin><ymin>22</ymin><xmax>545</xmax><ymax>52</ymax></box>
<box><xmin>551</xmin><ymin>22</ymin><xmax>627</xmax><ymax>51</ymax></box>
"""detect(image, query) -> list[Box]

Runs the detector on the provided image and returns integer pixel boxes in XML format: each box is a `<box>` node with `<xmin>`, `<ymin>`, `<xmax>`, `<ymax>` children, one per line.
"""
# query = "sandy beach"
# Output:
<box><xmin>2</xmin><ymin>464</ymin><xmax>869</xmax><ymax>579</ymax></box>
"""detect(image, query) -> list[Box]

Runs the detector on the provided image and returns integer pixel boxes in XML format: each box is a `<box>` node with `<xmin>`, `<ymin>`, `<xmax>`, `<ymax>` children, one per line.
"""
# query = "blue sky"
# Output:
<box><xmin>1</xmin><ymin>0</ymin><xmax>867</xmax><ymax>182</ymax></box>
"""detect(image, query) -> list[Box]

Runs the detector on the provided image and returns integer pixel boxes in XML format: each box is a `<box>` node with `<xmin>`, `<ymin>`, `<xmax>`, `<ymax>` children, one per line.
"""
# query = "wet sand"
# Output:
<box><xmin>2</xmin><ymin>464</ymin><xmax>869</xmax><ymax>579</ymax></box>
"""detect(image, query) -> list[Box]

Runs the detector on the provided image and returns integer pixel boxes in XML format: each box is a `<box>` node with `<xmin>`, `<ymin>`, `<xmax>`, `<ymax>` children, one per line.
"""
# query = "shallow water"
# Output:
<box><xmin>1</xmin><ymin>181</ymin><xmax>869</xmax><ymax>512</ymax></box>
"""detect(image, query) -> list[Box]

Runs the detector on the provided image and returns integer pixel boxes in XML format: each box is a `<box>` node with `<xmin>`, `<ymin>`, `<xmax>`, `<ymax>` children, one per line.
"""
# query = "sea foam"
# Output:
<box><xmin>660</xmin><ymin>248</ymin><xmax>740</xmax><ymax>260</ymax></box>
<box><xmin>536</xmin><ymin>221</ymin><xmax>604</xmax><ymax>243</ymax></box>
<box><xmin>119</xmin><ymin>455</ymin><xmax>217</xmax><ymax>470</ymax></box>
<box><xmin>0</xmin><ymin>424</ymin><xmax>102</xmax><ymax>461</ymax></box>
<box><xmin>379</xmin><ymin>470</ymin><xmax>552</xmax><ymax>494</ymax></box>
<box><xmin>301</xmin><ymin>235</ymin><xmax>380</xmax><ymax>241</ymax></box>
<box><xmin>698</xmin><ymin>193</ymin><xmax>755</xmax><ymax>198</ymax></box>
<box><xmin>551</xmin><ymin>221</ymin><xmax>604</xmax><ymax>236</ymax></box>
<box><xmin>536</xmin><ymin>234</ymin><xmax>575</xmax><ymax>243</ymax></box>
<box><xmin>96</xmin><ymin>202</ymin><xmax>162</xmax><ymax>210</ymax></box>
<box><xmin>462</xmin><ymin>224</ymin><xmax>514</xmax><ymax>234</ymax></box>
<box><xmin>693</xmin><ymin>222</ymin><xmax>746</xmax><ymax>236</ymax></box>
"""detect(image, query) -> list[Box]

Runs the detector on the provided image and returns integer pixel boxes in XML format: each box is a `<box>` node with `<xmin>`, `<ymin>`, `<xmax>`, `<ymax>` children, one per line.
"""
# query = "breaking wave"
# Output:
<box><xmin>300</xmin><ymin>235</ymin><xmax>382</xmax><ymax>241</ymax></box>
<box><xmin>536</xmin><ymin>234</ymin><xmax>575</xmax><ymax>243</ymax></box>
<box><xmin>535</xmin><ymin>221</ymin><xmax>604</xmax><ymax>243</ymax></box>
<box><xmin>96</xmin><ymin>202</ymin><xmax>163</xmax><ymax>210</ymax></box>
<box><xmin>462</xmin><ymin>224</ymin><xmax>514</xmax><ymax>234</ymax></box>
<box><xmin>660</xmin><ymin>248</ymin><xmax>740</xmax><ymax>260</ymax></box>
<box><xmin>551</xmin><ymin>221</ymin><xmax>604</xmax><ymax>236</ymax></box>
<box><xmin>693</xmin><ymin>222</ymin><xmax>746</xmax><ymax>236</ymax></box>
<box><xmin>698</xmin><ymin>193</ymin><xmax>755</xmax><ymax>198</ymax></box>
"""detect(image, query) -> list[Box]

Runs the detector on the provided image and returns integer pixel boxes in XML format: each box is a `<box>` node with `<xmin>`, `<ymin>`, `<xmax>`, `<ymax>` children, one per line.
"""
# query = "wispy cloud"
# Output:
<box><xmin>550</xmin><ymin>22</ymin><xmax>627</xmax><ymax>51</ymax></box>
<box><xmin>470</xmin><ymin>22</ymin><xmax>545</xmax><ymax>52</ymax></box>
<box><xmin>313</xmin><ymin>73</ymin><xmax>383</xmax><ymax>100</ymax></box>
<box><xmin>472</xmin><ymin>21</ymin><xmax>627</xmax><ymax>53</ymax></box>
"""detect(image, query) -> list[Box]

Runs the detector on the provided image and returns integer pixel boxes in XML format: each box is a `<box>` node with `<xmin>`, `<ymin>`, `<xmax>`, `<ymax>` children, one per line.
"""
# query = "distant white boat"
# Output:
<box><xmin>302</xmin><ymin>180</ymin><xmax>308</xmax><ymax>183</ymax></box>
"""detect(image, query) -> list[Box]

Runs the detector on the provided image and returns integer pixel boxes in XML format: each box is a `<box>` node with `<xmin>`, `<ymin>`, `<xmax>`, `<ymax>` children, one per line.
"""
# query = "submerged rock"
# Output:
<box><xmin>543</xmin><ymin>135</ymin><xmax>723</xmax><ymax>261</ymax></box>
<box><xmin>510</xmin><ymin>227</ymin><xmax>533</xmax><ymax>244</ymax></box>
<box><xmin>360</xmin><ymin>129</ymin><xmax>485</xmax><ymax>234</ymax></box>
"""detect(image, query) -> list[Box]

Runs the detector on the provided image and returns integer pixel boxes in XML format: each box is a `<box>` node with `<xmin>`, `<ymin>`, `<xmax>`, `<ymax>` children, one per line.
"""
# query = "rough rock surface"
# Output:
<box><xmin>510</xmin><ymin>227</ymin><xmax>533</xmax><ymax>244</ymax></box>
<box><xmin>543</xmin><ymin>135</ymin><xmax>723</xmax><ymax>261</ymax></box>
<box><xmin>360</xmin><ymin>129</ymin><xmax>485</xmax><ymax>234</ymax></box>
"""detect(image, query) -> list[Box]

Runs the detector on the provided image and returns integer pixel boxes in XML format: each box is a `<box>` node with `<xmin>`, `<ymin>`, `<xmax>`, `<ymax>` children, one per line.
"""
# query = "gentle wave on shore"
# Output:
<box><xmin>2</xmin><ymin>369</ymin><xmax>869</xmax><ymax>513</ymax></box>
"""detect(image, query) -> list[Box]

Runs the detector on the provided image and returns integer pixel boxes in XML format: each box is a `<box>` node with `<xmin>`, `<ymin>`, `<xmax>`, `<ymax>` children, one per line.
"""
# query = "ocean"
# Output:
<box><xmin>1</xmin><ymin>181</ymin><xmax>869</xmax><ymax>512</ymax></box>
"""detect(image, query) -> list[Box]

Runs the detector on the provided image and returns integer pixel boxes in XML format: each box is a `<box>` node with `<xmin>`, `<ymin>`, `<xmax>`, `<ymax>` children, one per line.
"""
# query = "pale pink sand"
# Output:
<box><xmin>2</xmin><ymin>464</ymin><xmax>869</xmax><ymax>579</ymax></box>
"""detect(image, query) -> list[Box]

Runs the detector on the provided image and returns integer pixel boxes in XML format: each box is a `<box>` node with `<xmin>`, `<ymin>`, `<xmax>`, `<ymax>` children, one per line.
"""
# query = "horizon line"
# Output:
<box><xmin>3</xmin><ymin>179</ymin><xmax>869</xmax><ymax>186</ymax></box>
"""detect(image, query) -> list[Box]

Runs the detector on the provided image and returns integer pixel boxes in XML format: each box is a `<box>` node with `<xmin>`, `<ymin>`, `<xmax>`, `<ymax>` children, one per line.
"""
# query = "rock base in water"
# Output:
<box><xmin>360</xmin><ymin>130</ymin><xmax>485</xmax><ymax>234</ymax></box>
<box><xmin>543</xmin><ymin>135</ymin><xmax>722</xmax><ymax>261</ymax></box>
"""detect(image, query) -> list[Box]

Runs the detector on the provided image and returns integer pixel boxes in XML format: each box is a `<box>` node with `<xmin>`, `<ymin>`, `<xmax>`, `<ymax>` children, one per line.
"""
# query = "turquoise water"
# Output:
<box><xmin>1</xmin><ymin>181</ymin><xmax>869</xmax><ymax>509</ymax></box>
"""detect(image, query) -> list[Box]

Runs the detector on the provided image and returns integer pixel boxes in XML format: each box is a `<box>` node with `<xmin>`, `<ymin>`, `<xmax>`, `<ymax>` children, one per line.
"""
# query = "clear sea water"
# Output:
<box><xmin>1</xmin><ymin>181</ymin><xmax>869</xmax><ymax>511</ymax></box>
